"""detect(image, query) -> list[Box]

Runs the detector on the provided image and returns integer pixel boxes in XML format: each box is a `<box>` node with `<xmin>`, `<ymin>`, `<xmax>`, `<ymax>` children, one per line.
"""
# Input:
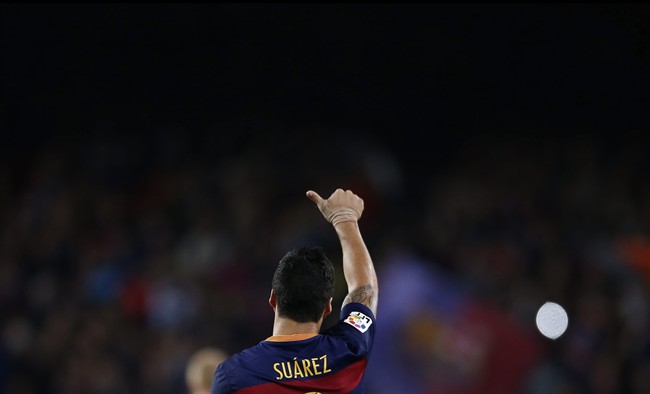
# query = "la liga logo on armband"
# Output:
<box><xmin>345</xmin><ymin>311</ymin><xmax>373</xmax><ymax>333</ymax></box>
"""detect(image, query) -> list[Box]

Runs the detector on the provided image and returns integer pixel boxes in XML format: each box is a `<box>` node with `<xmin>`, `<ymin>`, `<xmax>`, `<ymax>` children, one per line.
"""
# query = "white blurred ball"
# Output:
<box><xmin>536</xmin><ymin>302</ymin><xmax>568</xmax><ymax>339</ymax></box>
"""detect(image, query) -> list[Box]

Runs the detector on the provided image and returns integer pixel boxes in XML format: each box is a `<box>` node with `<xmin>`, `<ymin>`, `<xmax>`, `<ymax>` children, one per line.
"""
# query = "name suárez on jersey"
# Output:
<box><xmin>273</xmin><ymin>354</ymin><xmax>331</xmax><ymax>380</ymax></box>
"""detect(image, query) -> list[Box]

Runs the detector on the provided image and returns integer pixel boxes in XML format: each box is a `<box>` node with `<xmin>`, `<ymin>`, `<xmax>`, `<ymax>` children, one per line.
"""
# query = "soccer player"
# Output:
<box><xmin>211</xmin><ymin>188</ymin><xmax>378</xmax><ymax>393</ymax></box>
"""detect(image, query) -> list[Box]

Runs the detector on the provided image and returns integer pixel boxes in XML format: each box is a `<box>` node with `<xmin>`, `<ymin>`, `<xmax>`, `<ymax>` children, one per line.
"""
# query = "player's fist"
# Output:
<box><xmin>306</xmin><ymin>189</ymin><xmax>363</xmax><ymax>227</ymax></box>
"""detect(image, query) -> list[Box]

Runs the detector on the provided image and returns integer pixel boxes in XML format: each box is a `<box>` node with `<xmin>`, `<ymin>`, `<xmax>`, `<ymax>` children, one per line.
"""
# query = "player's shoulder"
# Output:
<box><xmin>320</xmin><ymin>303</ymin><xmax>376</xmax><ymax>357</ymax></box>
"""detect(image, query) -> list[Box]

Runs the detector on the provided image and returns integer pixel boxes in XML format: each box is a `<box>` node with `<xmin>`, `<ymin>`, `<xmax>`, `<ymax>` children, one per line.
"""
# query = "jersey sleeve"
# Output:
<box><xmin>323</xmin><ymin>302</ymin><xmax>376</xmax><ymax>356</ymax></box>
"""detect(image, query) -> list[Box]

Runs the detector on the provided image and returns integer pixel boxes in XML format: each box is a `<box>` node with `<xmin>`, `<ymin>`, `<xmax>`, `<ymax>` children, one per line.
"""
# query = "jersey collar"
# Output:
<box><xmin>265</xmin><ymin>333</ymin><xmax>318</xmax><ymax>342</ymax></box>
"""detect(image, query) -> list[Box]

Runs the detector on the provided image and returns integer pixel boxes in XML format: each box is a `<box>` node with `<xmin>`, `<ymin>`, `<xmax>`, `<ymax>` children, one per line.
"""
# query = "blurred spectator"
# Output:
<box><xmin>185</xmin><ymin>347</ymin><xmax>228</xmax><ymax>394</ymax></box>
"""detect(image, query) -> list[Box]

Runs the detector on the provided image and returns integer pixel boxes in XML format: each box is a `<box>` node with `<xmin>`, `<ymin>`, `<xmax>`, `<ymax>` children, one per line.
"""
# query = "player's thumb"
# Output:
<box><xmin>306</xmin><ymin>190</ymin><xmax>326</xmax><ymax>209</ymax></box>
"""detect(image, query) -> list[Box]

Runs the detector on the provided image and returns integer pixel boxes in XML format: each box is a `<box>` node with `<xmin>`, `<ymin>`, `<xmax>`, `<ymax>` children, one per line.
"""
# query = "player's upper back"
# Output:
<box><xmin>212</xmin><ymin>303</ymin><xmax>375</xmax><ymax>394</ymax></box>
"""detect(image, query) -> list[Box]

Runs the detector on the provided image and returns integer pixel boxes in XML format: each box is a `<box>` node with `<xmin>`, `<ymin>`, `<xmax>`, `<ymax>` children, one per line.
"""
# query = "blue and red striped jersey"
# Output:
<box><xmin>211</xmin><ymin>303</ymin><xmax>376</xmax><ymax>394</ymax></box>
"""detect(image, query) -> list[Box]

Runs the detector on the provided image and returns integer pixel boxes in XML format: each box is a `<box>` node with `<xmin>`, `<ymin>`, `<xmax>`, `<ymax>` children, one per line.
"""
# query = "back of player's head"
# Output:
<box><xmin>272</xmin><ymin>246</ymin><xmax>335</xmax><ymax>323</ymax></box>
<box><xmin>186</xmin><ymin>347</ymin><xmax>228</xmax><ymax>394</ymax></box>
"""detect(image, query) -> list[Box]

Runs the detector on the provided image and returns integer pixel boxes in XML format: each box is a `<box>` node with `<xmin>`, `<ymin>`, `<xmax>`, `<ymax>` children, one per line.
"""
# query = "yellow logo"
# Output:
<box><xmin>305</xmin><ymin>392</ymin><xmax>322</xmax><ymax>394</ymax></box>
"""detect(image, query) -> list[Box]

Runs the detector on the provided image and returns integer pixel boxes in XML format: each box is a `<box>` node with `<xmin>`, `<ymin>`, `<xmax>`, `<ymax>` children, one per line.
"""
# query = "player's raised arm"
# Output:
<box><xmin>306</xmin><ymin>189</ymin><xmax>378</xmax><ymax>316</ymax></box>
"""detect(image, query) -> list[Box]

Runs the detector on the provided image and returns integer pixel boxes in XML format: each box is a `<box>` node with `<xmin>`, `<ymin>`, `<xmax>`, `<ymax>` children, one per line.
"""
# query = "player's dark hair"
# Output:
<box><xmin>272</xmin><ymin>246</ymin><xmax>335</xmax><ymax>323</ymax></box>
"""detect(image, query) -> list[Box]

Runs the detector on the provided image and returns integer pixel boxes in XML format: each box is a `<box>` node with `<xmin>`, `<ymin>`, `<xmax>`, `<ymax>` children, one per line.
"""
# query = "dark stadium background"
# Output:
<box><xmin>1</xmin><ymin>4</ymin><xmax>649</xmax><ymax>394</ymax></box>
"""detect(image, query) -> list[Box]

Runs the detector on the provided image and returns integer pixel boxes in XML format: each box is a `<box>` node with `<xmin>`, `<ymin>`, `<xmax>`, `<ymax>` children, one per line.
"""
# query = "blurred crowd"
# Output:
<box><xmin>1</xmin><ymin>125</ymin><xmax>648</xmax><ymax>394</ymax></box>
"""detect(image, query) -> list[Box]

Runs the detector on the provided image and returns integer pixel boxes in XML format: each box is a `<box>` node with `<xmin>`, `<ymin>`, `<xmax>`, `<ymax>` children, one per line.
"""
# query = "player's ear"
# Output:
<box><xmin>269</xmin><ymin>289</ymin><xmax>277</xmax><ymax>311</ymax></box>
<box><xmin>323</xmin><ymin>297</ymin><xmax>333</xmax><ymax>318</ymax></box>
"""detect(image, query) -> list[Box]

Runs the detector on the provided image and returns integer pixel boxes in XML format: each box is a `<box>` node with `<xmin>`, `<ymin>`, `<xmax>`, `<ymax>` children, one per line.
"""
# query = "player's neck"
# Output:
<box><xmin>272</xmin><ymin>315</ymin><xmax>321</xmax><ymax>336</ymax></box>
